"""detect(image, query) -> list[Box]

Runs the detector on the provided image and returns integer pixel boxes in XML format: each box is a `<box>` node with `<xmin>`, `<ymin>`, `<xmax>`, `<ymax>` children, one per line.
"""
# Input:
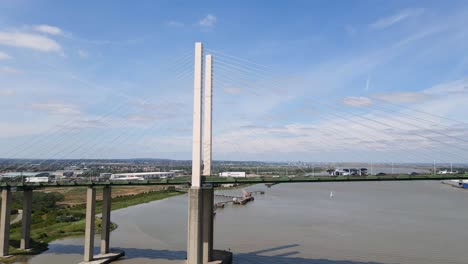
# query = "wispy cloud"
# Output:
<box><xmin>365</xmin><ymin>74</ymin><xmax>371</xmax><ymax>91</ymax></box>
<box><xmin>0</xmin><ymin>89</ymin><xmax>15</xmax><ymax>96</ymax></box>
<box><xmin>29</xmin><ymin>103</ymin><xmax>81</xmax><ymax>115</ymax></box>
<box><xmin>0</xmin><ymin>66</ymin><xmax>21</xmax><ymax>74</ymax></box>
<box><xmin>425</xmin><ymin>78</ymin><xmax>468</xmax><ymax>95</ymax></box>
<box><xmin>0</xmin><ymin>31</ymin><xmax>62</xmax><ymax>53</ymax></box>
<box><xmin>127</xmin><ymin>114</ymin><xmax>159</xmax><ymax>123</ymax></box>
<box><xmin>372</xmin><ymin>91</ymin><xmax>432</xmax><ymax>103</ymax></box>
<box><xmin>0</xmin><ymin>51</ymin><xmax>11</xmax><ymax>60</ymax></box>
<box><xmin>342</xmin><ymin>96</ymin><xmax>373</xmax><ymax>107</ymax></box>
<box><xmin>370</xmin><ymin>8</ymin><xmax>425</xmax><ymax>29</ymax></box>
<box><xmin>77</xmin><ymin>49</ymin><xmax>88</xmax><ymax>58</ymax></box>
<box><xmin>372</xmin><ymin>78</ymin><xmax>468</xmax><ymax>104</ymax></box>
<box><xmin>223</xmin><ymin>87</ymin><xmax>242</xmax><ymax>94</ymax></box>
<box><xmin>33</xmin><ymin>24</ymin><xmax>63</xmax><ymax>35</ymax></box>
<box><xmin>199</xmin><ymin>14</ymin><xmax>217</xmax><ymax>28</ymax></box>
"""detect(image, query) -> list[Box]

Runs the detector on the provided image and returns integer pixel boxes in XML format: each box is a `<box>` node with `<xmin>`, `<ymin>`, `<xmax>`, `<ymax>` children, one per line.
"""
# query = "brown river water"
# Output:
<box><xmin>18</xmin><ymin>181</ymin><xmax>468</xmax><ymax>264</ymax></box>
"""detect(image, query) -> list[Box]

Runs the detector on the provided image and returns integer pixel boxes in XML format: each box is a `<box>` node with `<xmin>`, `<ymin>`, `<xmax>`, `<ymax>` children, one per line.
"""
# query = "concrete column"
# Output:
<box><xmin>20</xmin><ymin>189</ymin><xmax>33</xmax><ymax>250</ymax></box>
<box><xmin>187</xmin><ymin>187</ymin><xmax>203</xmax><ymax>264</ymax></box>
<box><xmin>84</xmin><ymin>187</ymin><xmax>96</xmax><ymax>262</ymax></box>
<box><xmin>202</xmin><ymin>187</ymin><xmax>214</xmax><ymax>263</ymax></box>
<box><xmin>192</xmin><ymin>42</ymin><xmax>203</xmax><ymax>188</ymax></box>
<box><xmin>188</xmin><ymin>42</ymin><xmax>204</xmax><ymax>264</ymax></box>
<box><xmin>100</xmin><ymin>186</ymin><xmax>111</xmax><ymax>255</ymax></box>
<box><xmin>203</xmin><ymin>55</ymin><xmax>213</xmax><ymax>177</ymax></box>
<box><xmin>0</xmin><ymin>188</ymin><xmax>11</xmax><ymax>257</ymax></box>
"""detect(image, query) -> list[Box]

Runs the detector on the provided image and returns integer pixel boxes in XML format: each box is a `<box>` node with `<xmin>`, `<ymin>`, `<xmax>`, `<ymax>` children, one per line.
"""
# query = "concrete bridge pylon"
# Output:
<box><xmin>187</xmin><ymin>41</ymin><xmax>205</xmax><ymax>264</ymax></box>
<box><xmin>188</xmin><ymin>42</ymin><xmax>218</xmax><ymax>264</ymax></box>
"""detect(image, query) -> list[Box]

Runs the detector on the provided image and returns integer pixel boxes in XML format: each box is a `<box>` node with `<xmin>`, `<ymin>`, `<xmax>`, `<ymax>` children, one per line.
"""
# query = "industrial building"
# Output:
<box><xmin>0</xmin><ymin>171</ymin><xmax>51</xmax><ymax>178</ymax></box>
<box><xmin>110</xmin><ymin>171</ymin><xmax>175</xmax><ymax>180</ymax></box>
<box><xmin>218</xmin><ymin>172</ymin><xmax>246</xmax><ymax>177</ymax></box>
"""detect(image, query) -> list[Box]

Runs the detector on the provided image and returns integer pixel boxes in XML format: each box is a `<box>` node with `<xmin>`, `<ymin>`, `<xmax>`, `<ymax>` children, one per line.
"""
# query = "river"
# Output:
<box><xmin>20</xmin><ymin>181</ymin><xmax>468</xmax><ymax>264</ymax></box>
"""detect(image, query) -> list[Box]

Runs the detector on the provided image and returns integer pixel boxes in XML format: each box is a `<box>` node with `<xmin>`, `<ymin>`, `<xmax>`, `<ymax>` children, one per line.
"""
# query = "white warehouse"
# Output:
<box><xmin>218</xmin><ymin>172</ymin><xmax>246</xmax><ymax>178</ymax></box>
<box><xmin>110</xmin><ymin>171</ymin><xmax>175</xmax><ymax>180</ymax></box>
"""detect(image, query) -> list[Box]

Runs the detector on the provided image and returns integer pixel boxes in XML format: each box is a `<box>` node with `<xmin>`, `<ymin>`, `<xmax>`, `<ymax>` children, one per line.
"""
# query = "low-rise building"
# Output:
<box><xmin>0</xmin><ymin>171</ymin><xmax>51</xmax><ymax>178</ymax></box>
<box><xmin>110</xmin><ymin>171</ymin><xmax>175</xmax><ymax>180</ymax></box>
<box><xmin>219</xmin><ymin>172</ymin><xmax>246</xmax><ymax>178</ymax></box>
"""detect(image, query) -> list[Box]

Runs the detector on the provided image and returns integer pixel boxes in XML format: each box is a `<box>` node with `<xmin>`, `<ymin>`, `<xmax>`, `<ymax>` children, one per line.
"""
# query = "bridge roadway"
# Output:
<box><xmin>0</xmin><ymin>174</ymin><xmax>467</xmax><ymax>262</ymax></box>
<box><xmin>2</xmin><ymin>174</ymin><xmax>468</xmax><ymax>190</ymax></box>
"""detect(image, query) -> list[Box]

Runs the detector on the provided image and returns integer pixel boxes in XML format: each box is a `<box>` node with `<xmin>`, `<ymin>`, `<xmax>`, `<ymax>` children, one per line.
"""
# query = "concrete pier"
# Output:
<box><xmin>100</xmin><ymin>186</ymin><xmax>111</xmax><ymax>255</ymax></box>
<box><xmin>202</xmin><ymin>187</ymin><xmax>214</xmax><ymax>263</ymax></box>
<box><xmin>187</xmin><ymin>187</ymin><xmax>203</xmax><ymax>264</ymax></box>
<box><xmin>0</xmin><ymin>188</ymin><xmax>12</xmax><ymax>257</ymax></box>
<box><xmin>84</xmin><ymin>187</ymin><xmax>96</xmax><ymax>262</ymax></box>
<box><xmin>20</xmin><ymin>189</ymin><xmax>33</xmax><ymax>250</ymax></box>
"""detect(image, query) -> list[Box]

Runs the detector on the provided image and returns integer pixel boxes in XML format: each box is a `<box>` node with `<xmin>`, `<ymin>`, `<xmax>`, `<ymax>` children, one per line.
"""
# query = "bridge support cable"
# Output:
<box><xmin>211</xmin><ymin>53</ymin><xmax>468</xmax><ymax>163</ymax></box>
<box><xmin>2</xmin><ymin>47</ymin><xmax>194</xmax><ymax>170</ymax></box>
<box><xmin>334</xmin><ymin>101</ymin><xmax>468</xmax><ymax>147</ymax></box>
<box><xmin>372</xmin><ymin>97</ymin><xmax>468</xmax><ymax>127</ymax></box>
<box><xmin>211</xmin><ymin>49</ymin><xmax>467</xmax><ymax>133</ymax></box>
<box><xmin>213</xmin><ymin>65</ymin><xmax>451</xmax><ymax>165</ymax></box>
<box><xmin>49</xmin><ymin>51</ymin><xmax>196</xmax><ymax>163</ymax></box>
<box><xmin>34</xmin><ymin>64</ymin><xmax>194</xmax><ymax>167</ymax></box>
<box><xmin>302</xmin><ymin>106</ymin><xmax>463</xmax><ymax>164</ymax></box>
<box><xmin>217</xmin><ymin>60</ymin><xmax>468</xmax><ymax>152</ymax></box>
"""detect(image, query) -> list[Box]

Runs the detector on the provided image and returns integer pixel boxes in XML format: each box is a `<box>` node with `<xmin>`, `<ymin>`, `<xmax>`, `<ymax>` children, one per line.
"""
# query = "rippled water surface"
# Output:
<box><xmin>21</xmin><ymin>181</ymin><xmax>468</xmax><ymax>264</ymax></box>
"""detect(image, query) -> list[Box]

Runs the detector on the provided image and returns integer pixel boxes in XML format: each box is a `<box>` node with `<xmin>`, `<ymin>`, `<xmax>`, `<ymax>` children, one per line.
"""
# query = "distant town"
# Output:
<box><xmin>1</xmin><ymin>158</ymin><xmax>466</xmax><ymax>183</ymax></box>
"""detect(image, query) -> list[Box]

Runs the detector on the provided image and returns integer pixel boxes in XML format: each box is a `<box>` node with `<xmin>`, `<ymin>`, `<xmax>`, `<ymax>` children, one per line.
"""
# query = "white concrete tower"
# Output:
<box><xmin>191</xmin><ymin>42</ymin><xmax>203</xmax><ymax>187</ymax></box>
<box><xmin>203</xmin><ymin>54</ymin><xmax>213</xmax><ymax>176</ymax></box>
<box><xmin>187</xmin><ymin>42</ymin><xmax>204</xmax><ymax>264</ymax></box>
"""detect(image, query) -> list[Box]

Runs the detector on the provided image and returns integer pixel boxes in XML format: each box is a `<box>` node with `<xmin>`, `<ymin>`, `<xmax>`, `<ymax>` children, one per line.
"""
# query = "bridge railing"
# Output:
<box><xmin>0</xmin><ymin>174</ymin><xmax>468</xmax><ymax>189</ymax></box>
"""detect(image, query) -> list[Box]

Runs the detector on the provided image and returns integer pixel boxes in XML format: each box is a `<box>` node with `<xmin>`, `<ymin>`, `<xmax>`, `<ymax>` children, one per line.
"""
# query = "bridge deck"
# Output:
<box><xmin>1</xmin><ymin>174</ymin><xmax>468</xmax><ymax>190</ymax></box>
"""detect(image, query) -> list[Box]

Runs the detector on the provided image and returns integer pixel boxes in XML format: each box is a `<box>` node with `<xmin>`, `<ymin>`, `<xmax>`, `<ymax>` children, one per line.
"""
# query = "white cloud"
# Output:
<box><xmin>425</xmin><ymin>78</ymin><xmax>468</xmax><ymax>95</ymax></box>
<box><xmin>29</xmin><ymin>103</ymin><xmax>81</xmax><ymax>115</ymax></box>
<box><xmin>0</xmin><ymin>66</ymin><xmax>21</xmax><ymax>74</ymax></box>
<box><xmin>33</xmin><ymin>24</ymin><xmax>63</xmax><ymax>35</ymax></box>
<box><xmin>78</xmin><ymin>49</ymin><xmax>88</xmax><ymax>58</ymax></box>
<box><xmin>0</xmin><ymin>51</ymin><xmax>11</xmax><ymax>60</ymax></box>
<box><xmin>0</xmin><ymin>31</ymin><xmax>62</xmax><ymax>53</ymax></box>
<box><xmin>167</xmin><ymin>20</ymin><xmax>184</xmax><ymax>27</ymax></box>
<box><xmin>373</xmin><ymin>92</ymin><xmax>432</xmax><ymax>103</ymax></box>
<box><xmin>372</xmin><ymin>78</ymin><xmax>468</xmax><ymax>104</ymax></box>
<box><xmin>370</xmin><ymin>8</ymin><xmax>424</xmax><ymax>29</ymax></box>
<box><xmin>0</xmin><ymin>122</ymin><xmax>50</xmax><ymax>138</ymax></box>
<box><xmin>342</xmin><ymin>96</ymin><xmax>373</xmax><ymax>107</ymax></box>
<box><xmin>199</xmin><ymin>14</ymin><xmax>217</xmax><ymax>28</ymax></box>
<box><xmin>0</xmin><ymin>89</ymin><xmax>15</xmax><ymax>96</ymax></box>
<box><xmin>127</xmin><ymin>114</ymin><xmax>158</xmax><ymax>123</ymax></box>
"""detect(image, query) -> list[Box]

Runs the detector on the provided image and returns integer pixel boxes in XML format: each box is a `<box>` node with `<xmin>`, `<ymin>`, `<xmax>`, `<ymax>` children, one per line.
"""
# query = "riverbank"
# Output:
<box><xmin>4</xmin><ymin>188</ymin><xmax>183</xmax><ymax>263</ymax></box>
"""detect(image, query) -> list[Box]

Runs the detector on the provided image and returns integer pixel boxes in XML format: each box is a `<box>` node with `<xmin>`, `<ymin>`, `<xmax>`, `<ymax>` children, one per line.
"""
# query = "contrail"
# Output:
<box><xmin>366</xmin><ymin>74</ymin><xmax>371</xmax><ymax>91</ymax></box>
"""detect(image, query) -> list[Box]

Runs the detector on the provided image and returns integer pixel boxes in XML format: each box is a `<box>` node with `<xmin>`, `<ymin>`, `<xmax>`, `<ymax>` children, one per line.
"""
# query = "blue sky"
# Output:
<box><xmin>1</xmin><ymin>0</ymin><xmax>468</xmax><ymax>163</ymax></box>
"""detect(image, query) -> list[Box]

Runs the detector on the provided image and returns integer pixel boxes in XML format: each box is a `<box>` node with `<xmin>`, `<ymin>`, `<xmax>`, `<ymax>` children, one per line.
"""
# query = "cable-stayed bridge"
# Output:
<box><xmin>0</xmin><ymin>41</ymin><xmax>468</xmax><ymax>264</ymax></box>
<box><xmin>2</xmin><ymin>174</ymin><xmax>468</xmax><ymax>189</ymax></box>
